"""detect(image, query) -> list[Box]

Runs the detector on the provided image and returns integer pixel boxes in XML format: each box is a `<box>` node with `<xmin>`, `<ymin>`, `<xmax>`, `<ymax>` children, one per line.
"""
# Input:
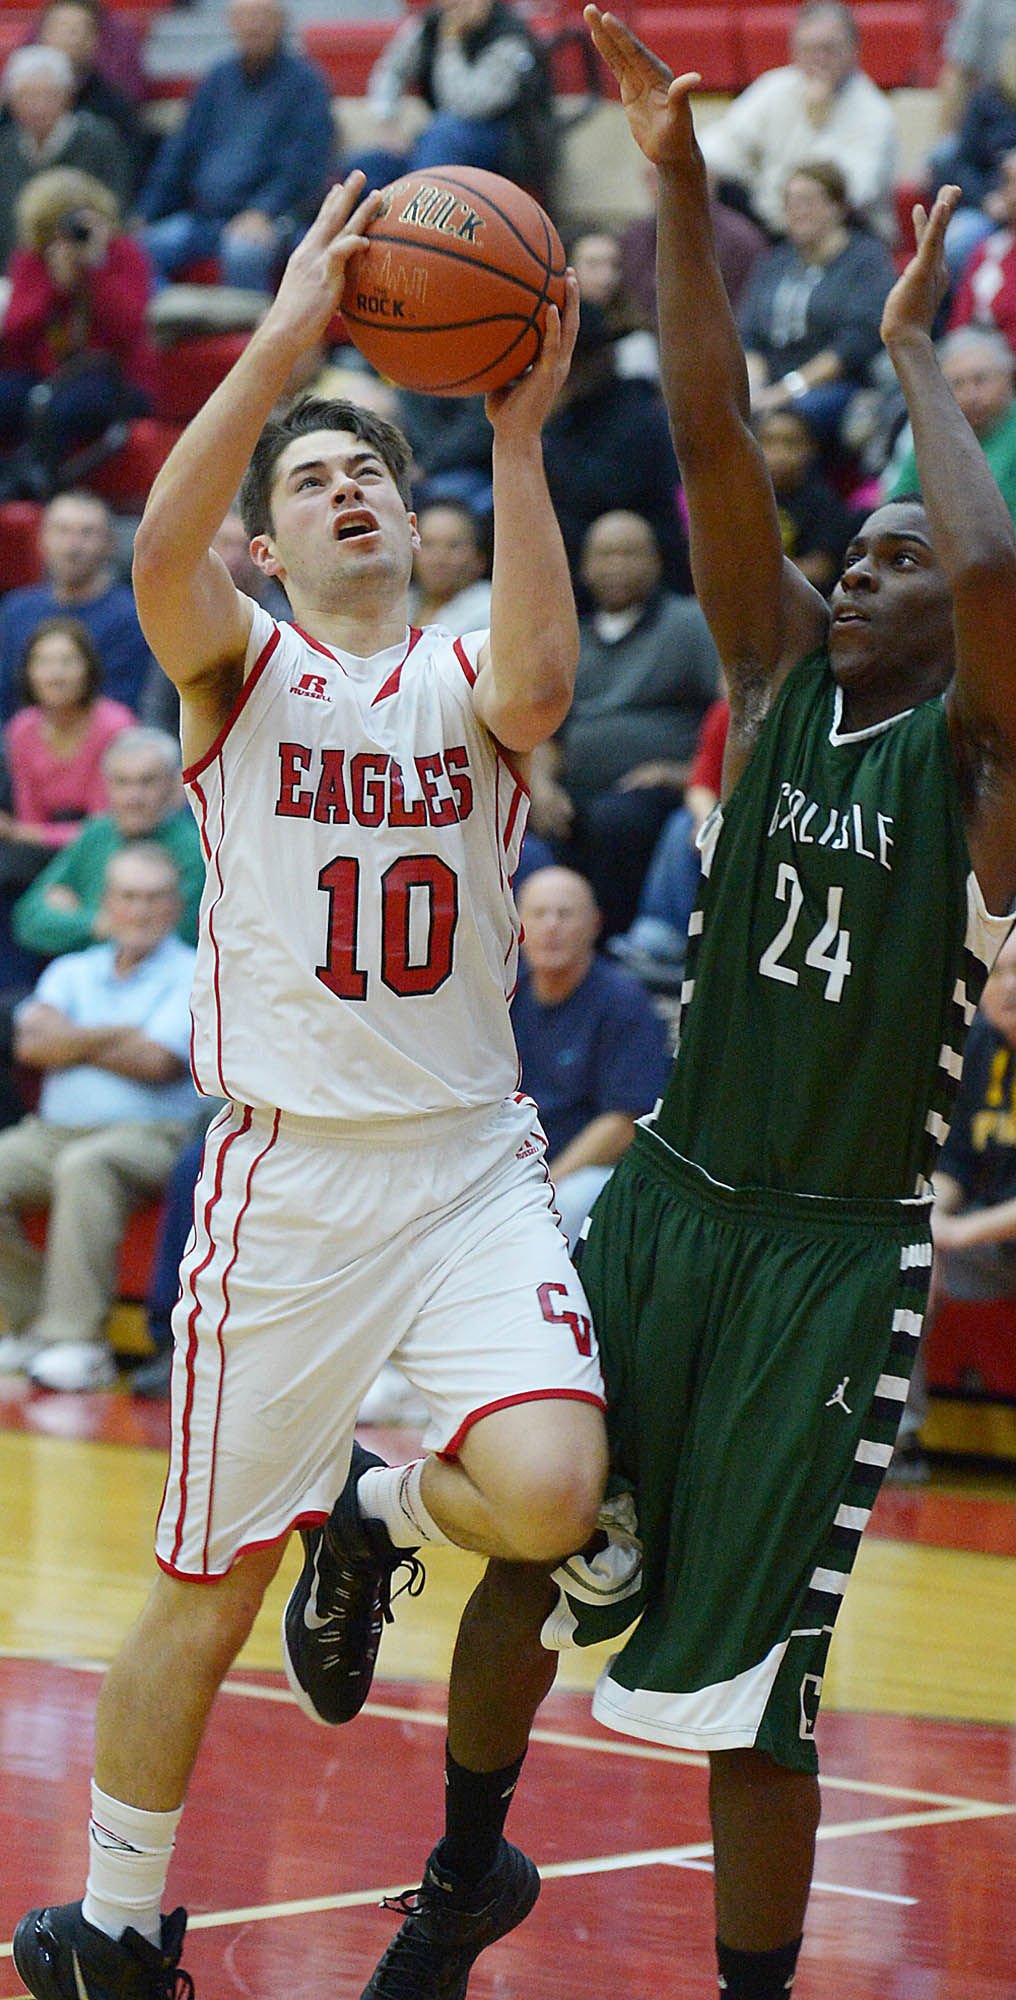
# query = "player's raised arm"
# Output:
<box><xmin>881</xmin><ymin>187</ymin><xmax>1016</xmax><ymax>911</ymax></box>
<box><xmin>471</xmin><ymin>275</ymin><xmax>581</xmax><ymax>753</ymax></box>
<box><xmin>132</xmin><ymin>175</ymin><xmax>381</xmax><ymax>719</ymax></box>
<box><xmin>584</xmin><ymin>8</ymin><xmax>825</xmax><ymax>751</ymax></box>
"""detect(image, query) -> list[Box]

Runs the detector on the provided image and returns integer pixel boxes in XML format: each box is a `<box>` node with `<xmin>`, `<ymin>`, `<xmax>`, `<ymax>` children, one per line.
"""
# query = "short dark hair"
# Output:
<box><xmin>239</xmin><ymin>396</ymin><xmax>415</xmax><ymax>536</ymax></box>
<box><xmin>785</xmin><ymin>157</ymin><xmax>850</xmax><ymax>209</ymax></box>
<box><xmin>15</xmin><ymin>614</ymin><xmax>104</xmax><ymax>708</ymax></box>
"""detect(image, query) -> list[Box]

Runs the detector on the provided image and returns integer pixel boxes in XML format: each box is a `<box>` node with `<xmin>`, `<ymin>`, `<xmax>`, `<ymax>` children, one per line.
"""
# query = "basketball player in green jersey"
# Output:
<box><xmin>553</xmin><ymin>12</ymin><xmax>1016</xmax><ymax>2000</ymax></box>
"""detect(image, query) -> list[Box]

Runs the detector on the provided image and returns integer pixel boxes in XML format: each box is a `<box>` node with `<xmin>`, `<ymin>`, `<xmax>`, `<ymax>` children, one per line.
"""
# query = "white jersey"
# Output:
<box><xmin>184</xmin><ymin>603</ymin><xmax>529</xmax><ymax>1120</ymax></box>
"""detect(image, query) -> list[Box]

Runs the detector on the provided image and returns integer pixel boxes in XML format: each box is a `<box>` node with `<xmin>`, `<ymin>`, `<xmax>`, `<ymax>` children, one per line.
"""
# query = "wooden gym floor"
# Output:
<box><xmin>0</xmin><ymin>1381</ymin><xmax>1013</xmax><ymax>1999</ymax></box>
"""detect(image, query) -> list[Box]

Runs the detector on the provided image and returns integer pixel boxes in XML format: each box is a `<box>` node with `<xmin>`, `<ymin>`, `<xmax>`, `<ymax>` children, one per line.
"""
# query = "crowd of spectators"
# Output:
<box><xmin>2</xmin><ymin>0</ymin><xmax>1016</xmax><ymax>1403</ymax></box>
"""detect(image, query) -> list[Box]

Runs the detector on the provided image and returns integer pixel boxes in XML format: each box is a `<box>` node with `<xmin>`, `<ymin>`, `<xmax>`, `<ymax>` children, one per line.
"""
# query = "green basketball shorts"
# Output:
<box><xmin>575</xmin><ymin>1127</ymin><xmax>933</xmax><ymax>1774</ymax></box>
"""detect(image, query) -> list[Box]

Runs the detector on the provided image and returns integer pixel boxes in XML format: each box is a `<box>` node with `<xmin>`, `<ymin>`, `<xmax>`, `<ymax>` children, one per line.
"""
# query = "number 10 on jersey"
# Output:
<box><xmin>316</xmin><ymin>852</ymin><xmax>460</xmax><ymax>1000</ymax></box>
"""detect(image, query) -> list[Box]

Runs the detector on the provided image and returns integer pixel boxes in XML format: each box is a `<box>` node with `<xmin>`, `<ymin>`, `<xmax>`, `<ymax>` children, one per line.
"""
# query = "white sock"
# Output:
<box><xmin>83</xmin><ymin>1782</ymin><xmax>183</xmax><ymax>1945</ymax></box>
<box><xmin>358</xmin><ymin>1458</ymin><xmax>451</xmax><ymax>1548</ymax></box>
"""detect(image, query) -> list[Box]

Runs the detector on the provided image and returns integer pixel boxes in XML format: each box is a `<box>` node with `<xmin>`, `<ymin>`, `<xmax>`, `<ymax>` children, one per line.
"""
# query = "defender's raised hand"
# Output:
<box><xmin>584</xmin><ymin>6</ymin><xmax>701</xmax><ymax>169</ymax></box>
<box><xmin>880</xmin><ymin>184</ymin><xmax>960</xmax><ymax>350</ymax></box>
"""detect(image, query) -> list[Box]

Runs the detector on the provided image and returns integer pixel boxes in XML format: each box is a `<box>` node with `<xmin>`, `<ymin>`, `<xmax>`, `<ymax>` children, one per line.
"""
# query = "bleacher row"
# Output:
<box><xmin>0</xmin><ymin>0</ymin><xmax>956</xmax><ymax>94</ymax></box>
<box><xmin>301</xmin><ymin>0</ymin><xmax>950</xmax><ymax>97</ymax></box>
<box><xmin>0</xmin><ymin>0</ymin><xmax>951</xmax><ymax>575</ymax></box>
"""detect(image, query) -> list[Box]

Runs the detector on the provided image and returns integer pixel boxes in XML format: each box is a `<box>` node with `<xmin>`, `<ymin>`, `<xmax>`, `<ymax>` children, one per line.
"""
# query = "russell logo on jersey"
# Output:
<box><xmin>290</xmin><ymin>673</ymin><xmax>333</xmax><ymax>702</ymax></box>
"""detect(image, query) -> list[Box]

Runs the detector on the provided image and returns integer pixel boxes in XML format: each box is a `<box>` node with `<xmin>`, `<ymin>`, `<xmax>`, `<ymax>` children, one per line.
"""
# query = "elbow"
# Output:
<box><xmin>132</xmin><ymin>504</ymin><xmax>177</xmax><ymax>595</ymax></box>
<box><xmin>504</xmin><ymin>673</ymin><xmax>575</xmax><ymax>755</ymax></box>
<box><xmin>486</xmin><ymin>641</ymin><xmax>576</xmax><ymax>753</ymax></box>
<box><xmin>147</xmin><ymin>1053</ymin><xmax>186</xmax><ymax>1085</ymax></box>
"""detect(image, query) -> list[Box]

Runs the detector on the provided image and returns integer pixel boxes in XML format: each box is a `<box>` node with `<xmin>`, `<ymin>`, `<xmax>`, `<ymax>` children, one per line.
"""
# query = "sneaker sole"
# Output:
<box><xmin>280</xmin><ymin>1526</ymin><xmax>336</xmax><ymax>1728</ymax></box>
<box><xmin>12</xmin><ymin>1911</ymin><xmax>77</xmax><ymax>2000</ymax></box>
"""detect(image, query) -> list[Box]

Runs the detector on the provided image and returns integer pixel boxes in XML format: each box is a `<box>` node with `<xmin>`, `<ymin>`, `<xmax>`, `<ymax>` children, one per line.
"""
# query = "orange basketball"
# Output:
<box><xmin>340</xmin><ymin>165</ymin><xmax>567</xmax><ymax>396</ymax></box>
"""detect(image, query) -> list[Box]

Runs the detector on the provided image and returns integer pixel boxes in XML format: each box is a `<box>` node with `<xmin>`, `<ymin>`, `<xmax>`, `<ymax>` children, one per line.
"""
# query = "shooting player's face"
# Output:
<box><xmin>255</xmin><ymin>430</ymin><xmax>418</xmax><ymax>603</ymax></box>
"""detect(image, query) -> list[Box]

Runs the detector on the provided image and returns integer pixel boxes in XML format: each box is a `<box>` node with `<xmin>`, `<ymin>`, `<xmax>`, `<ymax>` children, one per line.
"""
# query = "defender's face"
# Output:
<box><xmin>828</xmin><ymin>503</ymin><xmax>953</xmax><ymax>703</ymax></box>
<box><xmin>259</xmin><ymin>429</ymin><xmax>417</xmax><ymax>600</ymax></box>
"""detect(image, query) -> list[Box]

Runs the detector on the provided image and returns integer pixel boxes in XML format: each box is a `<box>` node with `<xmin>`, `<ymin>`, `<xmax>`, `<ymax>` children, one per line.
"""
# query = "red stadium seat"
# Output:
<box><xmin>301</xmin><ymin>20</ymin><xmax>393</xmax><ymax>96</ymax></box>
<box><xmin>737</xmin><ymin>2</ymin><xmax>935</xmax><ymax>89</ymax></box>
<box><xmin>630</xmin><ymin>6</ymin><xmax>741</xmax><ymax>91</ymax></box>
<box><xmin>0</xmin><ymin>17</ymin><xmax>30</xmax><ymax>63</ymax></box>
<box><xmin>175</xmin><ymin>256</ymin><xmax>222</xmax><ymax>285</ymax></box>
<box><xmin>152</xmin><ymin>331</ymin><xmax>252</xmax><ymax>424</ymax></box>
<box><xmin>83</xmin><ymin>417</ymin><xmax>183</xmax><ymax>510</ymax></box>
<box><xmin>926</xmin><ymin>1295</ymin><xmax>1016</xmax><ymax>1403</ymax></box>
<box><xmin>21</xmin><ymin>1201</ymin><xmax>164</xmax><ymax>1304</ymax></box>
<box><xmin>0</xmin><ymin>500</ymin><xmax>44</xmax><ymax>587</ymax></box>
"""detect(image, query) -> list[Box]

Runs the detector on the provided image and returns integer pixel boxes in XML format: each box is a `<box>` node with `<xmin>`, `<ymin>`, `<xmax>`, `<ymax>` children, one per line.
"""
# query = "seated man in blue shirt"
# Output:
<box><xmin>512</xmin><ymin>864</ymin><xmax>669</xmax><ymax>1247</ymax></box>
<box><xmin>0</xmin><ymin>490</ymin><xmax>156</xmax><ymax>724</ymax></box>
<box><xmin>0</xmin><ymin>842</ymin><xmax>196</xmax><ymax>1392</ymax></box>
<box><xmin>135</xmin><ymin>0</ymin><xmax>336</xmax><ymax>292</ymax></box>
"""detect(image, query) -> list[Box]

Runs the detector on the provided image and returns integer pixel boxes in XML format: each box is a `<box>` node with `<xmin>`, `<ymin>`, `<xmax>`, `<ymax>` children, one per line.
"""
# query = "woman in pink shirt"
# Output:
<box><xmin>0</xmin><ymin>616</ymin><xmax>133</xmax><ymax>889</ymax></box>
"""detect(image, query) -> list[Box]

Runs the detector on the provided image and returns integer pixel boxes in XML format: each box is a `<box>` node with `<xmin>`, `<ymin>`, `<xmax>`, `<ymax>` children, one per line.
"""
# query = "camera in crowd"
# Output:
<box><xmin>53</xmin><ymin>208</ymin><xmax>94</xmax><ymax>246</ymax></box>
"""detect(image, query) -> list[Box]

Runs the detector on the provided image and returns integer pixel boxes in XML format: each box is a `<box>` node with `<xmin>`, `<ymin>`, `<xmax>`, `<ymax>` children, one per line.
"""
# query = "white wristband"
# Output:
<box><xmin>782</xmin><ymin>370</ymin><xmax>808</xmax><ymax>399</ymax></box>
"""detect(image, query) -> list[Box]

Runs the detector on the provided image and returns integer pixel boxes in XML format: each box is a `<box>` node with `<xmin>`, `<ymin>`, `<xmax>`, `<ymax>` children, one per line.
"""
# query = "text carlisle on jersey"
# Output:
<box><xmin>274</xmin><ymin>740</ymin><xmax>474</xmax><ymax>828</ymax></box>
<box><xmin>767</xmin><ymin>783</ymin><xmax>894</xmax><ymax>871</ymax></box>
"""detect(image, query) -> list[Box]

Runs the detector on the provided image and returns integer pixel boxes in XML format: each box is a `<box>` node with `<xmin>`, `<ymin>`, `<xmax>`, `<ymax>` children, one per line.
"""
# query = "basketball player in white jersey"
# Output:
<box><xmin>12</xmin><ymin>171</ymin><xmax>608</xmax><ymax>2000</ymax></box>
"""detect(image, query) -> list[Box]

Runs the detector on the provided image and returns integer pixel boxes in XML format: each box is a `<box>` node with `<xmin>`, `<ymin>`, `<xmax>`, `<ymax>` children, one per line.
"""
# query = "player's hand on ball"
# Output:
<box><xmin>269</xmin><ymin>173</ymin><xmax>383</xmax><ymax>347</ymax></box>
<box><xmin>485</xmin><ymin>270</ymin><xmax>580</xmax><ymax>428</ymax></box>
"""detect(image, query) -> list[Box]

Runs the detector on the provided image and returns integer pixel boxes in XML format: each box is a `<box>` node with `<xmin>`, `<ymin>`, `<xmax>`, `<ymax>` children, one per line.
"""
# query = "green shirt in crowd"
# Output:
<box><xmin>12</xmin><ymin>810</ymin><xmax>206</xmax><ymax>958</ymax></box>
<box><xmin>889</xmin><ymin>401</ymin><xmax>1016</xmax><ymax>521</ymax></box>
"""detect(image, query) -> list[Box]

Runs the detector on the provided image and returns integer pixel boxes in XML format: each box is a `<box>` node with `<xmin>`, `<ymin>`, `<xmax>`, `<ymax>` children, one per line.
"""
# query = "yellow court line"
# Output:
<box><xmin>7</xmin><ymin>1792</ymin><xmax>1014</xmax><ymax>1959</ymax></box>
<box><xmin>2</xmin><ymin>1652</ymin><xmax>1012</xmax><ymax>1818</ymax></box>
<box><xmin>673</xmin><ymin>1858</ymin><xmax>916</xmax><ymax>1905</ymax></box>
<box><xmin>223</xmin><ymin>1680</ymin><xmax>1016</xmax><ymax>1816</ymax></box>
<box><xmin>1</xmin><ymin>1781</ymin><xmax>1009</xmax><ymax>1960</ymax></box>
<box><xmin>0</xmin><ymin>1838</ymin><xmax>915</xmax><ymax>1961</ymax></box>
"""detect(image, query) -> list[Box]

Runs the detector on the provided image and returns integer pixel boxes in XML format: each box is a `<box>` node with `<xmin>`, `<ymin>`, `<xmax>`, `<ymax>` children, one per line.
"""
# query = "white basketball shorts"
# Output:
<box><xmin>156</xmin><ymin>1094</ymin><xmax>604</xmax><ymax>1577</ymax></box>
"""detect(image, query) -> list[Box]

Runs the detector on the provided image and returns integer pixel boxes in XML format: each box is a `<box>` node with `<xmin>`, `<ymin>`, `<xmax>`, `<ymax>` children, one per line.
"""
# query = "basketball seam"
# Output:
<box><xmin>343</xmin><ymin>165</ymin><xmax>564</xmax><ymax>393</ymax></box>
<box><xmin>387</xmin><ymin>165</ymin><xmax>567</xmax><ymax>277</ymax></box>
<box><xmin>346</xmin><ymin>231</ymin><xmax>556</xmax><ymax>304</ymax></box>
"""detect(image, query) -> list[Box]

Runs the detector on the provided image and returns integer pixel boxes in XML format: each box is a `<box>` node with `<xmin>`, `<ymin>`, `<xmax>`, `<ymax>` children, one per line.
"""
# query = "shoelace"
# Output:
<box><xmin>369</xmin><ymin>1889</ymin><xmax>451</xmax><ymax>1999</ymax></box>
<box><xmin>379</xmin><ymin>1889</ymin><xmax>424</xmax><ymax>1919</ymax></box>
<box><xmin>322</xmin><ymin>1548</ymin><xmax>425</xmax><ymax>1627</ymax></box>
<box><xmin>312</xmin><ymin>1553</ymin><xmax>427</xmax><ymax>1680</ymax></box>
<box><xmin>377</xmin><ymin>1553</ymin><xmax>426</xmax><ymax>1626</ymax></box>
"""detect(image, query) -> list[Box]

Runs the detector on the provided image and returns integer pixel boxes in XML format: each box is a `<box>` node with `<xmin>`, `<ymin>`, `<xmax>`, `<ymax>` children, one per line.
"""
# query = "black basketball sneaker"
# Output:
<box><xmin>360</xmin><ymin>1839</ymin><xmax>540</xmax><ymax>1999</ymax></box>
<box><xmin>12</xmin><ymin>1902</ymin><xmax>192</xmax><ymax>2000</ymax></box>
<box><xmin>282</xmin><ymin>1441</ymin><xmax>426</xmax><ymax>1725</ymax></box>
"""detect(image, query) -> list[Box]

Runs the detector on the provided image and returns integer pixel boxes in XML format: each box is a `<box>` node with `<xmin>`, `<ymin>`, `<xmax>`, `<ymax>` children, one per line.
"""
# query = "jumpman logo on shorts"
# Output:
<box><xmin>825</xmin><ymin>1375</ymin><xmax>853</xmax><ymax>1414</ymax></box>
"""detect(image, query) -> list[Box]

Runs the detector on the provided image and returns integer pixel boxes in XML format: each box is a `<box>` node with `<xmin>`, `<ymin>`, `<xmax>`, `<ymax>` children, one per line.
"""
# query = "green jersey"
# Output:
<box><xmin>653</xmin><ymin>649</ymin><xmax>1009</xmax><ymax>1200</ymax></box>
